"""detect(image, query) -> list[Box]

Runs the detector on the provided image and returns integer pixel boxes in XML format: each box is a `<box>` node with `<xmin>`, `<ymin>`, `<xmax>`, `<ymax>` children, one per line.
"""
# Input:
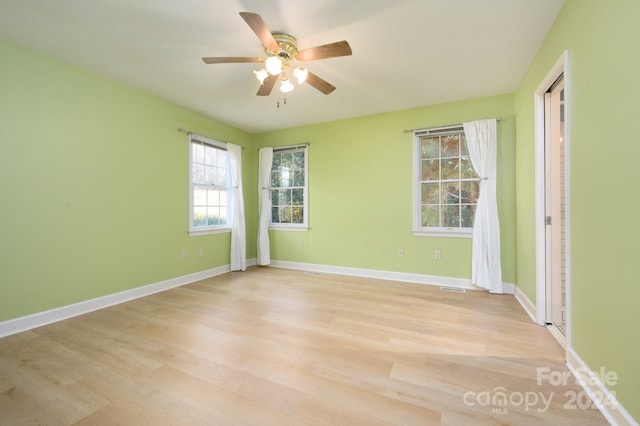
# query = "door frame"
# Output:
<box><xmin>534</xmin><ymin>50</ymin><xmax>570</xmax><ymax>349</ymax></box>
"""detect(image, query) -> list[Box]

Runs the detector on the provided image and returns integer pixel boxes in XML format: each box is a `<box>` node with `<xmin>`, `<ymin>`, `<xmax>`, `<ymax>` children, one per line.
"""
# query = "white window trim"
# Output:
<box><xmin>269</xmin><ymin>144</ymin><xmax>309</xmax><ymax>231</ymax></box>
<box><xmin>188</xmin><ymin>133</ymin><xmax>232</xmax><ymax>237</ymax></box>
<box><xmin>412</xmin><ymin>125</ymin><xmax>474</xmax><ymax>238</ymax></box>
<box><xmin>412</xmin><ymin>228</ymin><xmax>472</xmax><ymax>238</ymax></box>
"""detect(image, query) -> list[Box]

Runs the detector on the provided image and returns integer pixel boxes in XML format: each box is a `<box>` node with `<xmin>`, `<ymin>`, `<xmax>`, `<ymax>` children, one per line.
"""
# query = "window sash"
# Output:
<box><xmin>269</xmin><ymin>145</ymin><xmax>308</xmax><ymax>229</ymax></box>
<box><xmin>413</xmin><ymin>128</ymin><xmax>478</xmax><ymax>237</ymax></box>
<box><xmin>189</xmin><ymin>134</ymin><xmax>231</xmax><ymax>235</ymax></box>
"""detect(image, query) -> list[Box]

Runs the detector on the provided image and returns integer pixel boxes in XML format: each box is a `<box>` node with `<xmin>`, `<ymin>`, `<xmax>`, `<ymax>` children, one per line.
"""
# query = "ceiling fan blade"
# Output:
<box><xmin>305</xmin><ymin>72</ymin><xmax>336</xmax><ymax>95</ymax></box>
<box><xmin>257</xmin><ymin>74</ymin><xmax>279</xmax><ymax>96</ymax></box>
<box><xmin>239</xmin><ymin>12</ymin><xmax>279</xmax><ymax>53</ymax></box>
<box><xmin>202</xmin><ymin>57</ymin><xmax>262</xmax><ymax>64</ymax></box>
<box><xmin>295</xmin><ymin>41</ymin><xmax>352</xmax><ymax>62</ymax></box>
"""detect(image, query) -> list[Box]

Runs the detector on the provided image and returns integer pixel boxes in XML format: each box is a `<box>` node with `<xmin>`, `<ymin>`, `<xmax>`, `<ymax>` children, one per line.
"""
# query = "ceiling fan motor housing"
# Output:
<box><xmin>266</xmin><ymin>33</ymin><xmax>298</xmax><ymax>60</ymax></box>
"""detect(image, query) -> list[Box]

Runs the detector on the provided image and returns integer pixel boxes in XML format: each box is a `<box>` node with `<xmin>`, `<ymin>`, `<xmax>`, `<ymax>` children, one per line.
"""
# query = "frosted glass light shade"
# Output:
<box><xmin>293</xmin><ymin>67</ymin><xmax>308</xmax><ymax>84</ymax></box>
<box><xmin>254</xmin><ymin>68</ymin><xmax>268</xmax><ymax>84</ymax></box>
<box><xmin>265</xmin><ymin>56</ymin><xmax>283</xmax><ymax>75</ymax></box>
<box><xmin>280</xmin><ymin>77</ymin><xmax>294</xmax><ymax>93</ymax></box>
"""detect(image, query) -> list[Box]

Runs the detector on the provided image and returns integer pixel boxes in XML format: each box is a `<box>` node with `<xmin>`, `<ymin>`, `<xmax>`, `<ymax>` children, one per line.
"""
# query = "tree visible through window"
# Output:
<box><xmin>414</xmin><ymin>128</ymin><xmax>479</xmax><ymax>234</ymax></box>
<box><xmin>270</xmin><ymin>146</ymin><xmax>307</xmax><ymax>227</ymax></box>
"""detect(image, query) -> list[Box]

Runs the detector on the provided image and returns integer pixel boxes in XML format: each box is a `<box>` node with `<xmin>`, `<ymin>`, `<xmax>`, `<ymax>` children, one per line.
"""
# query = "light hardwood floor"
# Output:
<box><xmin>0</xmin><ymin>267</ymin><xmax>607</xmax><ymax>425</ymax></box>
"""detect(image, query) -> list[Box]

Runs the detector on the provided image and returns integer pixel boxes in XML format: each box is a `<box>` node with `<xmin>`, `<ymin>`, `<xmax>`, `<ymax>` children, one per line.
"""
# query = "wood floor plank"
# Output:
<box><xmin>0</xmin><ymin>267</ymin><xmax>608</xmax><ymax>425</ymax></box>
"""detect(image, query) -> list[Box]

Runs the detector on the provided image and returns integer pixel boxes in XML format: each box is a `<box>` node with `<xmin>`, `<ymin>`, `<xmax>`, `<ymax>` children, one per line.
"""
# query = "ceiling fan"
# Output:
<box><xmin>202</xmin><ymin>12</ymin><xmax>352</xmax><ymax>96</ymax></box>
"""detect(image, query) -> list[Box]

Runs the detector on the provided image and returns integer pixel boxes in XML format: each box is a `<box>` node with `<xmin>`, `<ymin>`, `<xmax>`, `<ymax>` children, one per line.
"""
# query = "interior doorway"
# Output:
<box><xmin>544</xmin><ymin>75</ymin><xmax>567</xmax><ymax>341</ymax></box>
<box><xmin>535</xmin><ymin>51</ymin><xmax>569</xmax><ymax>350</ymax></box>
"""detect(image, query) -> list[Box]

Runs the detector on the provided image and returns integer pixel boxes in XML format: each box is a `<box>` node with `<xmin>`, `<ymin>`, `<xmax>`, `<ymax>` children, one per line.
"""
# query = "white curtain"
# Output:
<box><xmin>257</xmin><ymin>147</ymin><xmax>273</xmax><ymax>265</ymax></box>
<box><xmin>229</xmin><ymin>144</ymin><xmax>246</xmax><ymax>271</ymax></box>
<box><xmin>463</xmin><ymin>119</ymin><xmax>503</xmax><ymax>294</ymax></box>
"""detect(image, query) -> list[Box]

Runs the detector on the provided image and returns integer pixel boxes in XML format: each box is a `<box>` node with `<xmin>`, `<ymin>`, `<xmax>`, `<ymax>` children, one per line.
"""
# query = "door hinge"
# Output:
<box><xmin>546</xmin><ymin>216</ymin><xmax>552</xmax><ymax>226</ymax></box>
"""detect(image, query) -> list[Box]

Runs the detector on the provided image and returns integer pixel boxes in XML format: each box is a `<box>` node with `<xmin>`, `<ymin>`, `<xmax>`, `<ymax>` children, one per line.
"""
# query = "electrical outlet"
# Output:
<box><xmin>181</xmin><ymin>250</ymin><xmax>188</xmax><ymax>260</ymax></box>
<box><xmin>397</xmin><ymin>248</ymin><xmax>404</xmax><ymax>257</ymax></box>
<box><xmin>198</xmin><ymin>248</ymin><xmax>204</xmax><ymax>257</ymax></box>
<box><xmin>434</xmin><ymin>250</ymin><xmax>441</xmax><ymax>260</ymax></box>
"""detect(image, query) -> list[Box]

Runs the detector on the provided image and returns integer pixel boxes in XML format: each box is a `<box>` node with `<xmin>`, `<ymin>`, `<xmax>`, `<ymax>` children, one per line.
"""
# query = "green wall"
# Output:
<box><xmin>254</xmin><ymin>95</ymin><xmax>516</xmax><ymax>283</ymax></box>
<box><xmin>0</xmin><ymin>39</ymin><xmax>255</xmax><ymax>322</ymax></box>
<box><xmin>514</xmin><ymin>0</ymin><xmax>640</xmax><ymax>418</ymax></box>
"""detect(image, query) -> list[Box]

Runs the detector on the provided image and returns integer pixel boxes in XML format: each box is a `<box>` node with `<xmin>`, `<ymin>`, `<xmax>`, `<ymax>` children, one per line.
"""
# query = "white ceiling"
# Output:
<box><xmin>0</xmin><ymin>0</ymin><xmax>564</xmax><ymax>133</ymax></box>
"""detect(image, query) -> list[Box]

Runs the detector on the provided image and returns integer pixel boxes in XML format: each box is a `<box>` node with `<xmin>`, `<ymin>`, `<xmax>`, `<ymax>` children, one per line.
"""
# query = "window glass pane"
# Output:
<box><xmin>421</xmin><ymin>205</ymin><xmax>439</xmax><ymax>227</ymax></box>
<box><xmin>421</xmin><ymin>183</ymin><xmax>440</xmax><ymax>204</ymax></box>
<box><xmin>442</xmin><ymin>135</ymin><xmax>459</xmax><ymax>157</ymax></box>
<box><xmin>460</xmin><ymin>157</ymin><xmax>475</xmax><ymax>179</ymax></box>
<box><xmin>194</xmin><ymin>206</ymin><xmax>207</xmax><ymax>226</ymax></box>
<box><xmin>271</xmin><ymin>207</ymin><xmax>279</xmax><ymax>223</ymax></box>
<box><xmin>271</xmin><ymin>189</ymin><xmax>279</xmax><ymax>205</ymax></box>
<box><xmin>271</xmin><ymin>170</ymin><xmax>280</xmax><ymax>188</ymax></box>
<box><xmin>281</xmin><ymin>153</ymin><xmax>293</xmax><ymax>169</ymax></box>
<box><xmin>442</xmin><ymin>182</ymin><xmax>460</xmax><ymax>205</ymax></box>
<box><xmin>442</xmin><ymin>205</ymin><xmax>460</xmax><ymax>227</ymax></box>
<box><xmin>204</xmin><ymin>145</ymin><xmax>214</xmax><ymax>165</ymax></box>
<box><xmin>193</xmin><ymin>164</ymin><xmax>205</xmax><ymax>184</ymax></box>
<box><xmin>279</xmin><ymin>206</ymin><xmax>292</xmax><ymax>223</ymax></box>
<box><xmin>461</xmin><ymin>181</ymin><xmax>479</xmax><ymax>204</ymax></box>
<box><xmin>421</xmin><ymin>159</ymin><xmax>439</xmax><ymax>181</ymax></box>
<box><xmin>460</xmin><ymin>135</ymin><xmax>469</xmax><ymax>156</ymax></box>
<box><xmin>292</xmin><ymin>188</ymin><xmax>303</xmax><ymax>205</ymax></box>
<box><xmin>221</xmin><ymin>189</ymin><xmax>228</xmax><ymax>207</ymax></box>
<box><xmin>273</xmin><ymin>153</ymin><xmax>281</xmax><ymax>167</ymax></box>
<box><xmin>204</xmin><ymin>165</ymin><xmax>215</xmax><ymax>185</ymax></box>
<box><xmin>218</xmin><ymin>205</ymin><xmax>228</xmax><ymax>222</ymax></box>
<box><xmin>293</xmin><ymin>169</ymin><xmax>304</xmax><ymax>187</ymax></box>
<box><xmin>461</xmin><ymin>205</ymin><xmax>476</xmax><ymax>228</ymax></box>
<box><xmin>193</xmin><ymin>143</ymin><xmax>204</xmax><ymax>163</ymax></box>
<box><xmin>441</xmin><ymin>158</ymin><xmax>459</xmax><ymax>180</ymax></box>
<box><xmin>193</xmin><ymin>186</ymin><xmax>207</xmax><ymax>205</ymax></box>
<box><xmin>293</xmin><ymin>151</ymin><xmax>304</xmax><ymax>168</ymax></box>
<box><xmin>292</xmin><ymin>207</ymin><xmax>304</xmax><ymax>223</ymax></box>
<box><xmin>220</xmin><ymin>189</ymin><xmax>229</xmax><ymax>209</ymax></box>
<box><xmin>280</xmin><ymin>166</ymin><xmax>292</xmax><ymax>187</ymax></box>
<box><xmin>207</xmin><ymin>188</ymin><xmax>220</xmax><ymax>205</ymax></box>
<box><xmin>207</xmin><ymin>207</ymin><xmax>221</xmax><ymax>225</ymax></box>
<box><xmin>215</xmin><ymin>167</ymin><xmax>227</xmax><ymax>186</ymax></box>
<box><xmin>421</xmin><ymin>137</ymin><xmax>439</xmax><ymax>159</ymax></box>
<box><xmin>216</xmin><ymin>149</ymin><xmax>226</xmax><ymax>169</ymax></box>
<box><xmin>279</xmin><ymin>189</ymin><xmax>292</xmax><ymax>206</ymax></box>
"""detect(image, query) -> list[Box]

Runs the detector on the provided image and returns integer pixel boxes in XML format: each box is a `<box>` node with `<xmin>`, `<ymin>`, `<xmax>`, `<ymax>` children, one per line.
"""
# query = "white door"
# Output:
<box><xmin>544</xmin><ymin>75</ymin><xmax>567</xmax><ymax>337</ymax></box>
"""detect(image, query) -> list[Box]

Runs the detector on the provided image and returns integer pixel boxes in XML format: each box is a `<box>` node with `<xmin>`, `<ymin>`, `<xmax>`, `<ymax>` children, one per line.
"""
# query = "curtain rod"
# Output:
<box><xmin>258</xmin><ymin>143</ymin><xmax>309</xmax><ymax>152</ymax></box>
<box><xmin>402</xmin><ymin>117</ymin><xmax>502</xmax><ymax>134</ymax></box>
<box><xmin>178</xmin><ymin>128</ymin><xmax>244</xmax><ymax>149</ymax></box>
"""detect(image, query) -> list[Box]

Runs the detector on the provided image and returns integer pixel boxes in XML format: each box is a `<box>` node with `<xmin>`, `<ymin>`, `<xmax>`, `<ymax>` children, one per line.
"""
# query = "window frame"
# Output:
<box><xmin>412</xmin><ymin>125</ymin><xmax>479</xmax><ymax>238</ymax></box>
<box><xmin>188</xmin><ymin>133</ymin><xmax>231</xmax><ymax>237</ymax></box>
<box><xmin>269</xmin><ymin>144</ymin><xmax>309</xmax><ymax>231</ymax></box>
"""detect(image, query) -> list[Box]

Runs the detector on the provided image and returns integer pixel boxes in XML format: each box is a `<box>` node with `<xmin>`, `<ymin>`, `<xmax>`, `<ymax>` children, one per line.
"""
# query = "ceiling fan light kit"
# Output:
<box><xmin>202</xmin><ymin>12</ymin><xmax>352</xmax><ymax>99</ymax></box>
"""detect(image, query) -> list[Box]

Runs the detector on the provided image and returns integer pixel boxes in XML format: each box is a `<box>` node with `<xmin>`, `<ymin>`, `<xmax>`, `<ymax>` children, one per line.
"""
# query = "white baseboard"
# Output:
<box><xmin>567</xmin><ymin>348</ymin><xmax>638</xmax><ymax>426</ymax></box>
<box><xmin>0</xmin><ymin>264</ymin><xmax>233</xmax><ymax>339</ymax></box>
<box><xmin>514</xmin><ymin>286</ymin><xmax>541</xmax><ymax>324</ymax></box>
<box><xmin>270</xmin><ymin>260</ymin><xmax>515</xmax><ymax>294</ymax></box>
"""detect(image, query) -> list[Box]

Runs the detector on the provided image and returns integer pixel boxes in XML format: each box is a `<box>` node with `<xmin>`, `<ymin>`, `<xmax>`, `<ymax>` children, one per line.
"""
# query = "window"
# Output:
<box><xmin>413</xmin><ymin>126</ymin><xmax>479</xmax><ymax>237</ymax></box>
<box><xmin>189</xmin><ymin>134</ymin><xmax>231</xmax><ymax>236</ymax></box>
<box><xmin>270</xmin><ymin>145</ymin><xmax>308</xmax><ymax>230</ymax></box>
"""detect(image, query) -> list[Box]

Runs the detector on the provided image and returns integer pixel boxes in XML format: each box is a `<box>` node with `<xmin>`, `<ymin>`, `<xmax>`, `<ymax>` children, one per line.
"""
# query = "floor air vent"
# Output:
<box><xmin>439</xmin><ymin>286</ymin><xmax>466</xmax><ymax>293</ymax></box>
